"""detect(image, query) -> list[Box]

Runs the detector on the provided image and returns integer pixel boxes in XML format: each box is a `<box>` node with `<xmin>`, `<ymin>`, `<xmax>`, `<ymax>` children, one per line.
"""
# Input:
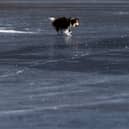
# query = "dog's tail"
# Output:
<box><xmin>49</xmin><ymin>17</ymin><xmax>56</xmax><ymax>22</ymax></box>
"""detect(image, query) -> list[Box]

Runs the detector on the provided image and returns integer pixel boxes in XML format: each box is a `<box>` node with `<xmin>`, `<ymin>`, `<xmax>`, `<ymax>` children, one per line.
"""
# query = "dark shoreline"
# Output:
<box><xmin>0</xmin><ymin>2</ymin><xmax>129</xmax><ymax>9</ymax></box>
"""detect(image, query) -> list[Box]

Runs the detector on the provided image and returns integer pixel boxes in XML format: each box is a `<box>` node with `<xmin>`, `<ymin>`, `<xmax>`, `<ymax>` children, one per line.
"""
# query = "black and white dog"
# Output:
<box><xmin>49</xmin><ymin>17</ymin><xmax>79</xmax><ymax>36</ymax></box>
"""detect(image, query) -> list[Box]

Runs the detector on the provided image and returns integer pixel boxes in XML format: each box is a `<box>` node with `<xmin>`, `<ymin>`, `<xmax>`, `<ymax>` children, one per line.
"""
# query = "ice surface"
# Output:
<box><xmin>0</xmin><ymin>2</ymin><xmax>129</xmax><ymax>129</ymax></box>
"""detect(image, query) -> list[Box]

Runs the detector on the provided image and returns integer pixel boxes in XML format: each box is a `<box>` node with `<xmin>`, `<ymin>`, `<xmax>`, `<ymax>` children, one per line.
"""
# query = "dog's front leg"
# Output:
<box><xmin>64</xmin><ymin>29</ymin><xmax>72</xmax><ymax>36</ymax></box>
<box><xmin>68</xmin><ymin>27</ymin><xmax>72</xmax><ymax>34</ymax></box>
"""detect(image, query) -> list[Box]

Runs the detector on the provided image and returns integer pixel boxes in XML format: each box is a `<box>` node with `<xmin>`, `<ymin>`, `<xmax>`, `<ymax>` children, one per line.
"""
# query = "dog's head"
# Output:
<box><xmin>70</xmin><ymin>18</ymin><xmax>80</xmax><ymax>27</ymax></box>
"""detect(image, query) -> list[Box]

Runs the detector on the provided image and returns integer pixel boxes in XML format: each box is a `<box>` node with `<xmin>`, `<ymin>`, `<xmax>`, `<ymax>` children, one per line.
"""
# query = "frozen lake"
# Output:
<box><xmin>0</xmin><ymin>2</ymin><xmax>129</xmax><ymax>129</ymax></box>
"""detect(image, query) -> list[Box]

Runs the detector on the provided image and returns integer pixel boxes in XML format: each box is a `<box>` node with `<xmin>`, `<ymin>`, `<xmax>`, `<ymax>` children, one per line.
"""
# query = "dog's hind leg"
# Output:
<box><xmin>55</xmin><ymin>27</ymin><xmax>59</xmax><ymax>32</ymax></box>
<box><xmin>55</xmin><ymin>27</ymin><xmax>62</xmax><ymax>35</ymax></box>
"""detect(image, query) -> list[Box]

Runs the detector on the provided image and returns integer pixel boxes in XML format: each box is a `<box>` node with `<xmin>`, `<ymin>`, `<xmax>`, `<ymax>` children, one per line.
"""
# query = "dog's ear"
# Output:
<box><xmin>70</xmin><ymin>17</ymin><xmax>79</xmax><ymax>19</ymax></box>
<box><xmin>70</xmin><ymin>17</ymin><xmax>74</xmax><ymax>20</ymax></box>
<box><xmin>76</xmin><ymin>18</ymin><xmax>80</xmax><ymax>21</ymax></box>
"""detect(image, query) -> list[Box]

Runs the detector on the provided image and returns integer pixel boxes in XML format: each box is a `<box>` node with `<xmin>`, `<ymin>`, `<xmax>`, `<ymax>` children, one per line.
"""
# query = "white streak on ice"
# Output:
<box><xmin>0</xmin><ymin>69</ymin><xmax>24</xmax><ymax>78</ymax></box>
<box><xmin>0</xmin><ymin>97</ymin><xmax>127</xmax><ymax>116</ymax></box>
<box><xmin>0</xmin><ymin>29</ymin><xmax>35</xmax><ymax>34</ymax></box>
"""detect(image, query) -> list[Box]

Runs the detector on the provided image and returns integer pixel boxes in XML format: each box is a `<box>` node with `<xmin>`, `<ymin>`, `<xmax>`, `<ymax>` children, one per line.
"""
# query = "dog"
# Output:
<box><xmin>49</xmin><ymin>17</ymin><xmax>79</xmax><ymax>36</ymax></box>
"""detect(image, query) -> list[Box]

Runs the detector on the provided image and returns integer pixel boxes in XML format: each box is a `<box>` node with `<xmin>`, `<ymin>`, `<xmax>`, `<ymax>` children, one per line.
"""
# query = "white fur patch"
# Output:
<box><xmin>63</xmin><ymin>29</ymin><xmax>72</xmax><ymax>36</ymax></box>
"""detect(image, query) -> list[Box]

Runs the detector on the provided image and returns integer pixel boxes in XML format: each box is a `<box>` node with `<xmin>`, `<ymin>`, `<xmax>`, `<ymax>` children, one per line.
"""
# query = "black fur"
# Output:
<box><xmin>51</xmin><ymin>17</ymin><xmax>79</xmax><ymax>32</ymax></box>
<box><xmin>52</xmin><ymin>17</ymin><xmax>70</xmax><ymax>32</ymax></box>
